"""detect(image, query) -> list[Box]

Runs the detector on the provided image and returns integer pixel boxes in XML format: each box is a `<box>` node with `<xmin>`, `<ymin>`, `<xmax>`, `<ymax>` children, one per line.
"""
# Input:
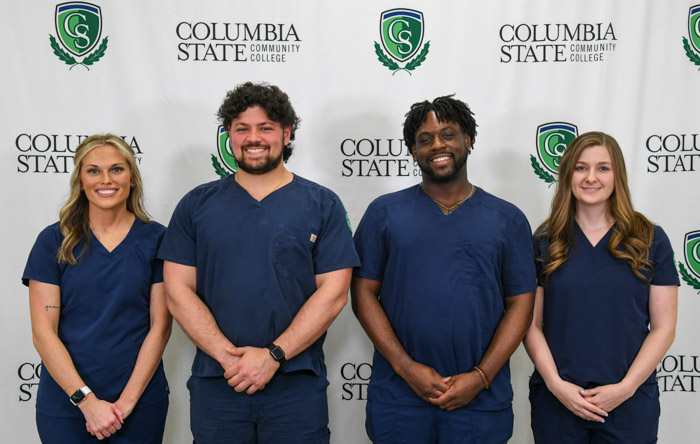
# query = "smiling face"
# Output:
<box><xmin>571</xmin><ymin>144</ymin><xmax>615</xmax><ymax>209</ymax></box>
<box><xmin>80</xmin><ymin>145</ymin><xmax>132</xmax><ymax>213</ymax></box>
<box><xmin>228</xmin><ymin>105</ymin><xmax>291</xmax><ymax>175</ymax></box>
<box><xmin>412</xmin><ymin>111</ymin><xmax>469</xmax><ymax>184</ymax></box>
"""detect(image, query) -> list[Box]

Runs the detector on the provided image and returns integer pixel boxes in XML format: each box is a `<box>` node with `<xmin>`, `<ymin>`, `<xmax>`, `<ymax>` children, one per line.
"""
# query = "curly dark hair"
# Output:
<box><xmin>217</xmin><ymin>82</ymin><xmax>300</xmax><ymax>162</ymax></box>
<box><xmin>402</xmin><ymin>95</ymin><xmax>478</xmax><ymax>150</ymax></box>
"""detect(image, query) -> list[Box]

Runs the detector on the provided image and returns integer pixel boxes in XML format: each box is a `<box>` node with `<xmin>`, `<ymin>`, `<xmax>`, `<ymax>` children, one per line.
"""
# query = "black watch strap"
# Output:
<box><xmin>267</xmin><ymin>343</ymin><xmax>286</xmax><ymax>365</ymax></box>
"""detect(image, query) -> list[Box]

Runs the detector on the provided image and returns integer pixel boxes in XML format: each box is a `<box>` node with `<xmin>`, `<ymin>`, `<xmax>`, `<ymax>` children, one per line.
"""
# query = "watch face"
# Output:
<box><xmin>70</xmin><ymin>390</ymin><xmax>85</xmax><ymax>405</ymax></box>
<box><xmin>268</xmin><ymin>344</ymin><xmax>286</xmax><ymax>363</ymax></box>
<box><xmin>270</xmin><ymin>347</ymin><xmax>284</xmax><ymax>361</ymax></box>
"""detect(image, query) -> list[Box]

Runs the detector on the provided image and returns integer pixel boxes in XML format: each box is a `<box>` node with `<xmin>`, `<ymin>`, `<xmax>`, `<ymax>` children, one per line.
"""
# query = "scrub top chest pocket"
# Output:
<box><xmin>273</xmin><ymin>225</ymin><xmax>315</xmax><ymax>280</ymax></box>
<box><xmin>459</xmin><ymin>240</ymin><xmax>499</xmax><ymax>287</ymax></box>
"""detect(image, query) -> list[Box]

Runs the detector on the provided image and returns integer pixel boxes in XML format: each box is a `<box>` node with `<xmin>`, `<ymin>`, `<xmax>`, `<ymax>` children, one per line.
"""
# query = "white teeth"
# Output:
<box><xmin>246</xmin><ymin>148</ymin><xmax>264</xmax><ymax>153</ymax></box>
<box><xmin>97</xmin><ymin>190</ymin><xmax>116</xmax><ymax>196</ymax></box>
<box><xmin>432</xmin><ymin>156</ymin><xmax>450</xmax><ymax>163</ymax></box>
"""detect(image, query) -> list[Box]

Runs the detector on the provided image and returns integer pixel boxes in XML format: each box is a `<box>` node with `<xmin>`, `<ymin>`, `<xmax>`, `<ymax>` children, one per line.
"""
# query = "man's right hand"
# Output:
<box><xmin>398</xmin><ymin>360</ymin><xmax>451</xmax><ymax>402</ymax></box>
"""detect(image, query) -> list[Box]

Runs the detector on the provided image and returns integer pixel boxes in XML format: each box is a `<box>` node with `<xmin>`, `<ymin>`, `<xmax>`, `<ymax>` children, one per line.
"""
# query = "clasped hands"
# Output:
<box><xmin>222</xmin><ymin>345</ymin><xmax>280</xmax><ymax>394</ymax></box>
<box><xmin>549</xmin><ymin>378</ymin><xmax>634</xmax><ymax>423</ymax></box>
<box><xmin>81</xmin><ymin>396</ymin><xmax>130</xmax><ymax>440</ymax></box>
<box><xmin>401</xmin><ymin>361</ymin><xmax>486</xmax><ymax>411</ymax></box>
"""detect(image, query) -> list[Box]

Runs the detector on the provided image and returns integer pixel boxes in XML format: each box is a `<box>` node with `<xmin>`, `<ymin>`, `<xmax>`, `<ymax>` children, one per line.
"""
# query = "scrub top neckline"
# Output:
<box><xmin>417</xmin><ymin>184</ymin><xmax>479</xmax><ymax>217</ymax></box>
<box><xmin>232</xmin><ymin>172</ymin><xmax>296</xmax><ymax>205</ymax></box>
<box><xmin>89</xmin><ymin>216</ymin><xmax>139</xmax><ymax>255</ymax></box>
<box><xmin>574</xmin><ymin>220</ymin><xmax>615</xmax><ymax>249</ymax></box>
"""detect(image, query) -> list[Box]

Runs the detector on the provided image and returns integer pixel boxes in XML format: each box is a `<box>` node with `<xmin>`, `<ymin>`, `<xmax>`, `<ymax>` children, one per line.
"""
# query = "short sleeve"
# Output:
<box><xmin>22</xmin><ymin>224</ymin><xmax>63</xmax><ymax>287</ymax></box>
<box><xmin>353</xmin><ymin>203</ymin><xmax>387</xmax><ymax>282</ymax></box>
<box><xmin>651</xmin><ymin>226</ymin><xmax>681</xmax><ymax>286</ymax></box>
<box><xmin>532</xmin><ymin>228</ymin><xmax>548</xmax><ymax>287</ymax></box>
<box><xmin>151</xmin><ymin>224</ymin><xmax>166</xmax><ymax>284</ymax></box>
<box><xmin>311</xmin><ymin>193</ymin><xmax>360</xmax><ymax>275</ymax></box>
<box><xmin>501</xmin><ymin>212</ymin><xmax>537</xmax><ymax>297</ymax></box>
<box><xmin>157</xmin><ymin>193</ymin><xmax>197</xmax><ymax>266</ymax></box>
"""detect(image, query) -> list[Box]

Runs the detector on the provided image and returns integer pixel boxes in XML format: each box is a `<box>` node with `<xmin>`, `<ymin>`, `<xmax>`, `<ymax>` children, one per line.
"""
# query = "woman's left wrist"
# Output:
<box><xmin>116</xmin><ymin>395</ymin><xmax>136</xmax><ymax>411</ymax></box>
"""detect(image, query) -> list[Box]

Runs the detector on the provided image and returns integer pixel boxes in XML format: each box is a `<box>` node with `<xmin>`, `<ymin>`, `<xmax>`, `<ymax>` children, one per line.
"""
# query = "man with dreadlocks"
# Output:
<box><xmin>351</xmin><ymin>95</ymin><xmax>536</xmax><ymax>443</ymax></box>
<box><xmin>159</xmin><ymin>82</ymin><xmax>359</xmax><ymax>442</ymax></box>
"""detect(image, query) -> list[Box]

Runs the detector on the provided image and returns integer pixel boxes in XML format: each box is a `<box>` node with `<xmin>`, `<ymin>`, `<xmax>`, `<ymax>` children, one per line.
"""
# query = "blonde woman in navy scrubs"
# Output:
<box><xmin>23</xmin><ymin>134</ymin><xmax>171</xmax><ymax>443</ymax></box>
<box><xmin>524</xmin><ymin>131</ymin><xmax>679</xmax><ymax>443</ymax></box>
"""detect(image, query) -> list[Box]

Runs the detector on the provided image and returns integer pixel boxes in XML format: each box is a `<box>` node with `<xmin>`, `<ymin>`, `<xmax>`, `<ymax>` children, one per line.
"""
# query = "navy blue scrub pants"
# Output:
<box><xmin>36</xmin><ymin>398</ymin><xmax>168</xmax><ymax>444</ymax></box>
<box><xmin>529</xmin><ymin>382</ymin><xmax>660</xmax><ymax>444</ymax></box>
<box><xmin>365</xmin><ymin>400</ymin><xmax>513</xmax><ymax>444</ymax></box>
<box><xmin>188</xmin><ymin>371</ymin><xmax>330</xmax><ymax>444</ymax></box>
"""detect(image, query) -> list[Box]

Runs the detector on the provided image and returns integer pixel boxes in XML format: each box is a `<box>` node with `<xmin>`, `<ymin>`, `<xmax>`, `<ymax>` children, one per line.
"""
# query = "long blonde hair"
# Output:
<box><xmin>536</xmin><ymin>131</ymin><xmax>654</xmax><ymax>283</ymax></box>
<box><xmin>57</xmin><ymin>134</ymin><xmax>150</xmax><ymax>264</ymax></box>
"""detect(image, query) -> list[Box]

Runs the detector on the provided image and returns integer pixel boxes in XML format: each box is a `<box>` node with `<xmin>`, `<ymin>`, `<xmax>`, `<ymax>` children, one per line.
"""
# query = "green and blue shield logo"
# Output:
<box><xmin>211</xmin><ymin>125</ymin><xmax>238</xmax><ymax>178</ymax></box>
<box><xmin>531</xmin><ymin>122</ymin><xmax>578</xmax><ymax>184</ymax></box>
<box><xmin>374</xmin><ymin>9</ymin><xmax>430</xmax><ymax>75</ymax></box>
<box><xmin>380</xmin><ymin>9</ymin><xmax>424</xmax><ymax>62</ymax></box>
<box><xmin>56</xmin><ymin>2</ymin><xmax>102</xmax><ymax>56</ymax></box>
<box><xmin>678</xmin><ymin>230</ymin><xmax>700</xmax><ymax>292</ymax></box>
<box><xmin>50</xmin><ymin>2</ymin><xmax>108</xmax><ymax>69</ymax></box>
<box><xmin>683</xmin><ymin>5</ymin><xmax>700</xmax><ymax>68</ymax></box>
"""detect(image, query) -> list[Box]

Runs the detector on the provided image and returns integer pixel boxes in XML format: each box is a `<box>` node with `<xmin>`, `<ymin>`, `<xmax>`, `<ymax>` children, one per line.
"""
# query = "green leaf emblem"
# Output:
<box><xmin>530</xmin><ymin>155</ymin><xmax>556</xmax><ymax>186</ymax></box>
<box><xmin>683</xmin><ymin>37</ymin><xmax>700</xmax><ymax>69</ymax></box>
<box><xmin>678</xmin><ymin>262</ymin><xmax>700</xmax><ymax>293</ymax></box>
<box><xmin>211</xmin><ymin>155</ymin><xmax>231</xmax><ymax>179</ymax></box>
<box><xmin>49</xmin><ymin>35</ymin><xmax>77</xmax><ymax>66</ymax></box>
<box><xmin>374</xmin><ymin>41</ymin><xmax>430</xmax><ymax>75</ymax></box>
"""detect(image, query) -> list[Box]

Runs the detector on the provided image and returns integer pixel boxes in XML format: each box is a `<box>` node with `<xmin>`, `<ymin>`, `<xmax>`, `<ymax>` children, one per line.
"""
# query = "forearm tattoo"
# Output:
<box><xmin>45</xmin><ymin>305</ymin><xmax>60</xmax><ymax>311</ymax></box>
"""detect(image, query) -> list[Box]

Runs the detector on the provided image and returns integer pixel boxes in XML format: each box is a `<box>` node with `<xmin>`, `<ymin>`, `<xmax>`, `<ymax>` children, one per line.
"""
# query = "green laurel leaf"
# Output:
<box><xmin>404</xmin><ymin>41</ymin><xmax>430</xmax><ymax>71</ymax></box>
<box><xmin>683</xmin><ymin>37</ymin><xmax>700</xmax><ymax>69</ymax></box>
<box><xmin>82</xmin><ymin>36</ymin><xmax>109</xmax><ymax>66</ymax></box>
<box><xmin>530</xmin><ymin>155</ymin><xmax>556</xmax><ymax>184</ymax></box>
<box><xmin>211</xmin><ymin>155</ymin><xmax>231</xmax><ymax>178</ymax></box>
<box><xmin>49</xmin><ymin>34</ymin><xmax>77</xmax><ymax>66</ymax></box>
<box><xmin>677</xmin><ymin>262</ymin><xmax>700</xmax><ymax>292</ymax></box>
<box><xmin>374</xmin><ymin>41</ymin><xmax>400</xmax><ymax>71</ymax></box>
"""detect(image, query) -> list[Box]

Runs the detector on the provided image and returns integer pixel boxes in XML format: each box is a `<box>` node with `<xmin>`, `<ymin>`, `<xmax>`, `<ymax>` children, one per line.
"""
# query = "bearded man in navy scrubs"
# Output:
<box><xmin>159</xmin><ymin>82</ymin><xmax>359</xmax><ymax>443</ymax></box>
<box><xmin>352</xmin><ymin>95</ymin><xmax>536</xmax><ymax>443</ymax></box>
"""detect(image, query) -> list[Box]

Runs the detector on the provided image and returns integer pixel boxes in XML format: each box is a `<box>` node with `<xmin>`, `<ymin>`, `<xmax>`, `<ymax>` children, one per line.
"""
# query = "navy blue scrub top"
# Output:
<box><xmin>158</xmin><ymin>174</ymin><xmax>360</xmax><ymax>377</ymax></box>
<box><xmin>353</xmin><ymin>185</ymin><xmax>537</xmax><ymax>410</ymax></box>
<box><xmin>532</xmin><ymin>223</ymin><xmax>680</xmax><ymax>388</ymax></box>
<box><xmin>22</xmin><ymin>218</ymin><xmax>168</xmax><ymax>418</ymax></box>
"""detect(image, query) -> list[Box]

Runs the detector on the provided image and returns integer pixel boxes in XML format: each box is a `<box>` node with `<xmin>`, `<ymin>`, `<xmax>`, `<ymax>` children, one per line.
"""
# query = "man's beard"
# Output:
<box><xmin>235</xmin><ymin>143</ymin><xmax>284</xmax><ymax>174</ymax></box>
<box><xmin>417</xmin><ymin>150</ymin><xmax>468</xmax><ymax>183</ymax></box>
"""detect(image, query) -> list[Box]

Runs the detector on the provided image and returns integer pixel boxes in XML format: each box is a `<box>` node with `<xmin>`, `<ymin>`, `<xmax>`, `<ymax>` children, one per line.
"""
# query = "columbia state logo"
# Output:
<box><xmin>531</xmin><ymin>122</ymin><xmax>578</xmax><ymax>185</ymax></box>
<box><xmin>50</xmin><ymin>2</ymin><xmax>108</xmax><ymax>69</ymax></box>
<box><xmin>683</xmin><ymin>4</ymin><xmax>700</xmax><ymax>68</ymax></box>
<box><xmin>211</xmin><ymin>125</ymin><xmax>238</xmax><ymax>178</ymax></box>
<box><xmin>678</xmin><ymin>230</ymin><xmax>700</xmax><ymax>292</ymax></box>
<box><xmin>374</xmin><ymin>9</ymin><xmax>430</xmax><ymax>74</ymax></box>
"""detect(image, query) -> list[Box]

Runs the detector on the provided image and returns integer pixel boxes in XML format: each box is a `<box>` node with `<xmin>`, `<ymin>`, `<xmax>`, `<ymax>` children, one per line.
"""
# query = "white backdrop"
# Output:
<box><xmin>2</xmin><ymin>1</ymin><xmax>699</xmax><ymax>442</ymax></box>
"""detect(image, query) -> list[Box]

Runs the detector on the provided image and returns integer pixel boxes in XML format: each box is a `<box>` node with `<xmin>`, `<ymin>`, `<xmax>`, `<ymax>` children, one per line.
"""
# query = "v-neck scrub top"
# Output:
<box><xmin>157</xmin><ymin>174</ymin><xmax>360</xmax><ymax>377</ymax></box>
<box><xmin>353</xmin><ymin>185</ymin><xmax>537</xmax><ymax>410</ymax></box>
<box><xmin>22</xmin><ymin>218</ymin><xmax>168</xmax><ymax>418</ymax></box>
<box><xmin>531</xmin><ymin>223</ymin><xmax>680</xmax><ymax>388</ymax></box>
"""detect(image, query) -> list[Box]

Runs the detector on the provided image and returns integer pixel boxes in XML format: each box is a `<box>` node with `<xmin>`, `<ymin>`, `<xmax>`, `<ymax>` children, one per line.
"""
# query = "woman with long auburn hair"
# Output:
<box><xmin>23</xmin><ymin>134</ymin><xmax>171</xmax><ymax>443</ymax></box>
<box><xmin>523</xmin><ymin>131</ymin><xmax>679</xmax><ymax>443</ymax></box>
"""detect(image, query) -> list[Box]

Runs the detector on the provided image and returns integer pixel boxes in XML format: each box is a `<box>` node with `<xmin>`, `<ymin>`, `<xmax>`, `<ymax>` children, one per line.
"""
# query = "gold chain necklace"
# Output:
<box><xmin>431</xmin><ymin>184</ymin><xmax>475</xmax><ymax>215</ymax></box>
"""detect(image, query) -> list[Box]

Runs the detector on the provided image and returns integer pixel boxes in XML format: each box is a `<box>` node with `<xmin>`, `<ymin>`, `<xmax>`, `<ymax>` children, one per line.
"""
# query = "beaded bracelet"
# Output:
<box><xmin>473</xmin><ymin>365</ymin><xmax>491</xmax><ymax>389</ymax></box>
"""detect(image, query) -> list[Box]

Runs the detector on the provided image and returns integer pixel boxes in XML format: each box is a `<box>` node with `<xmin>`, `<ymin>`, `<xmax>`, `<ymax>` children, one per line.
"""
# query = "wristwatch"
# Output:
<box><xmin>267</xmin><ymin>343</ymin><xmax>286</xmax><ymax>365</ymax></box>
<box><xmin>69</xmin><ymin>386</ymin><xmax>92</xmax><ymax>406</ymax></box>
